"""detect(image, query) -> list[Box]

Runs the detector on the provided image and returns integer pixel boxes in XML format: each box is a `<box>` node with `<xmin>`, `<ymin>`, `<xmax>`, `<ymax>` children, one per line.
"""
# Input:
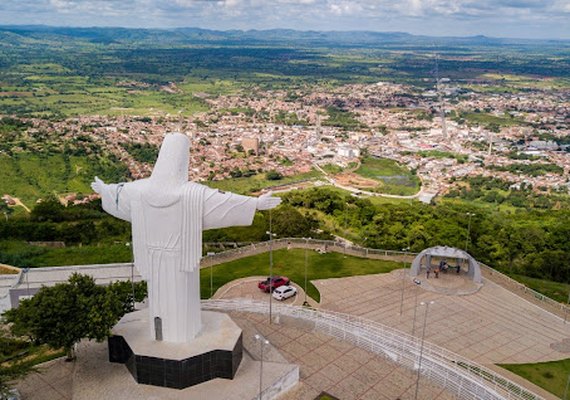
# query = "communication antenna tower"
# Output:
<box><xmin>435</xmin><ymin>54</ymin><xmax>448</xmax><ymax>139</ymax></box>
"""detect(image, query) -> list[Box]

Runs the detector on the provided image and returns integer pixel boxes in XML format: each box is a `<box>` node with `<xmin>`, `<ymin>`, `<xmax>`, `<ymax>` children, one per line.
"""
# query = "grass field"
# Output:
<box><xmin>0</xmin><ymin>153</ymin><xmax>92</xmax><ymax>207</ymax></box>
<box><xmin>31</xmin><ymin>244</ymin><xmax>132</xmax><ymax>266</ymax></box>
<box><xmin>510</xmin><ymin>274</ymin><xmax>570</xmax><ymax>304</ymax></box>
<box><xmin>0</xmin><ymin>76</ymin><xmax>211</xmax><ymax>117</ymax></box>
<box><xmin>200</xmin><ymin>248</ymin><xmax>403</xmax><ymax>302</ymax></box>
<box><xmin>354</xmin><ymin>157</ymin><xmax>420</xmax><ymax>196</ymax></box>
<box><xmin>0</xmin><ymin>153</ymin><xmax>129</xmax><ymax>207</ymax></box>
<box><xmin>480</xmin><ymin>73</ymin><xmax>570</xmax><ymax>90</ymax></box>
<box><xmin>206</xmin><ymin>169</ymin><xmax>323</xmax><ymax>195</ymax></box>
<box><xmin>458</xmin><ymin>112</ymin><xmax>526</xmax><ymax>128</ymax></box>
<box><xmin>0</xmin><ymin>241</ymin><xmax>132</xmax><ymax>267</ymax></box>
<box><xmin>499</xmin><ymin>359</ymin><xmax>570</xmax><ymax>399</ymax></box>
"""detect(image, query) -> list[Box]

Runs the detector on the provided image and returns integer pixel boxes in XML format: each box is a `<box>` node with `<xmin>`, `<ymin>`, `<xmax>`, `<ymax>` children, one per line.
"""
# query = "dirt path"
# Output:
<box><xmin>11</xmin><ymin>196</ymin><xmax>31</xmax><ymax>213</ymax></box>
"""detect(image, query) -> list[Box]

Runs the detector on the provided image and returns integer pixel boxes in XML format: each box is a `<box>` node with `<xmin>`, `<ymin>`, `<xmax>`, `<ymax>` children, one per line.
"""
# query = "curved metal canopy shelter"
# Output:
<box><xmin>410</xmin><ymin>246</ymin><xmax>482</xmax><ymax>284</ymax></box>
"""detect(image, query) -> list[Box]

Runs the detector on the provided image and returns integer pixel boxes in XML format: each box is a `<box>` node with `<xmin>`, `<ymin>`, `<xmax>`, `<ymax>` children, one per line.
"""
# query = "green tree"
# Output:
<box><xmin>107</xmin><ymin>280</ymin><xmax>148</xmax><ymax>316</ymax></box>
<box><xmin>265</xmin><ymin>170</ymin><xmax>283</xmax><ymax>181</ymax></box>
<box><xmin>0</xmin><ymin>202</ymin><xmax>13</xmax><ymax>221</ymax></box>
<box><xmin>271</xmin><ymin>205</ymin><xmax>316</xmax><ymax>238</ymax></box>
<box><xmin>30</xmin><ymin>195</ymin><xmax>66</xmax><ymax>223</ymax></box>
<box><xmin>3</xmin><ymin>274</ymin><xmax>127</xmax><ymax>360</ymax></box>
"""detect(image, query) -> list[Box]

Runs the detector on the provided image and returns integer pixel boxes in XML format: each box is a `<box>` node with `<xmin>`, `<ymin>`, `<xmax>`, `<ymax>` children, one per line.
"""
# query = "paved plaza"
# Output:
<box><xmin>15</xmin><ymin>310</ymin><xmax>457</xmax><ymax>400</ymax></box>
<box><xmin>13</xmin><ymin>267</ymin><xmax>570</xmax><ymax>400</ymax></box>
<box><xmin>231</xmin><ymin>311</ymin><xmax>456</xmax><ymax>400</ymax></box>
<box><xmin>314</xmin><ymin>269</ymin><xmax>570</xmax><ymax>365</ymax></box>
<box><xmin>15</xmin><ymin>358</ymin><xmax>73</xmax><ymax>400</ymax></box>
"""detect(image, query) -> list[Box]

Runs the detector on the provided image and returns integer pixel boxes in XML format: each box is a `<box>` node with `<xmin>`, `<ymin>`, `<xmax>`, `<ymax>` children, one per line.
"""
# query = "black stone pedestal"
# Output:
<box><xmin>107</xmin><ymin>309</ymin><xmax>243</xmax><ymax>390</ymax></box>
<box><xmin>108</xmin><ymin>333</ymin><xmax>242</xmax><ymax>389</ymax></box>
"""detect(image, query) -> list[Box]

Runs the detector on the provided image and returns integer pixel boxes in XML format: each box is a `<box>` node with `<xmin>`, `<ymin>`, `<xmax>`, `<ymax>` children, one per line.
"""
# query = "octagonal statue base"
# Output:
<box><xmin>108</xmin><ymin>309</ymin><xmax>242</xmax><ymax>389</ymax></box>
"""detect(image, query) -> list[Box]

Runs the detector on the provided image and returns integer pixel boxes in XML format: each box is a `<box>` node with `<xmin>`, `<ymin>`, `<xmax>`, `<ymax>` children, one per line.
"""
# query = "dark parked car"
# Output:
<box><xmin>258</xmin><ymin>276</ymin><xmax>290</xmax><ymax>292</ymax></box>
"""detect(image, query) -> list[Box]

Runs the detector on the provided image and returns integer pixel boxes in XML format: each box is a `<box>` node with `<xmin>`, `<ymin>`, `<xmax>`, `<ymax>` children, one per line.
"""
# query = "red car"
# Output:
<box><xmin>258</xmin><ymin>276</ymin><xmax>290</xmax><ymax>293</ymax></box>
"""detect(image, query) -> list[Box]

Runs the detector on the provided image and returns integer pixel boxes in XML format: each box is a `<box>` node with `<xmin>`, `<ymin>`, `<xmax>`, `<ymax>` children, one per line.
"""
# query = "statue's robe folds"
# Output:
<box><xmin>98</xmin><ymin>180</ymin><xmax>257</xmax><ymax>343</ymax></box>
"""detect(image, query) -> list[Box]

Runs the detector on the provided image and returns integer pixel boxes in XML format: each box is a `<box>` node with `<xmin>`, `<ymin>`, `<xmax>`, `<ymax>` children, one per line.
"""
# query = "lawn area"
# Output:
<box><xmin>200</xmin><ymin>248</ymin><xmax>404</xmax><ymax>302</ymax></box>
<box><xmin>499</xmin><ymin>358</ymin><xmax>570</xmax><ymax>399</ymax></box>
<box><xmin>0</xmin><ymin>76</ymin><xmax>210</xmax><ymax>117</ymax></box>
<box><xmin>0</xmin><ymin>241</ymin><xmax>132</xmax><ymax>268</ymax></box>
<box><xmin>206</xmin><ymin>169</ymin><xmax>323</xmax><ymax>195</ymax></box>
<box><xmin>416</xmin><ymin>150</ymin><xmax>468</xmax><ymax>163</ymax></box>
<box><xmin>0</xmin><ymin>154</ymin><xmax>89</xmax><ymax>207</ymax></box>
<box><xmin>354</xmin><ymin>157</ymin><xmax>420</xmax><ymax>196</ymax></box>
<box><xmin>0</xmin><ymin>153</ymin><xmax>129</xmax><ymax>206</ymax></box>
<box><xmin>30</xmin><ymin>244</ymin><xmax>133</xmax><ymax>266</ymax></box>
<box><xmin>458</xmin><ymin>112</ymin><xmax>525</xmax><ymax>128</ymax></box>
<box><xmin>510</xmin><ymin>274</ymin><xmax>570</xmax><ymax>304</ymax></box>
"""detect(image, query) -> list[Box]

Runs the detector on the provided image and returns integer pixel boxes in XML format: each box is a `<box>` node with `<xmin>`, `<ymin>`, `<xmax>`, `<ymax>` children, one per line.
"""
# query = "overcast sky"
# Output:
<box><xmin>1</xmin><ymin>0</ymin><xmax>569</xmax><ymax>39</ymax></box>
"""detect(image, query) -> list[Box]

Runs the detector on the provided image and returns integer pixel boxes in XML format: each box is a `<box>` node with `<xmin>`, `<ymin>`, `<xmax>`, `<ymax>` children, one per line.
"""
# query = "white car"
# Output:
<box><xmin>271</xmin><ymin>285</ymin><xmax>297</xmax><ymax>301</ymax></box>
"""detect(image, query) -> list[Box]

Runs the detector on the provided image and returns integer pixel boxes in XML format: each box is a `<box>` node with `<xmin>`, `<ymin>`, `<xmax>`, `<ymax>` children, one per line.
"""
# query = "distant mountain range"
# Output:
<box><xmin>1</xmin><ymin>25</ymin><xmax>569</xmax><ymax>48</ymax></box>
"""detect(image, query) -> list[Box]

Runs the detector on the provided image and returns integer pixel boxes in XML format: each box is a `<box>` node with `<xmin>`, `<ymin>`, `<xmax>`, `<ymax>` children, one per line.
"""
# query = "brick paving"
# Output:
<box><xmin>15</xmin><ymin>358</ymin><xmax>73</xmax><ymax>400</ymax></box>
<box><xmin>230</xmin><ymin>311</ymin><xmax>457</xmax><ymax>400</ymax></box>
<box><xmin>15</xmin><ymin>268</ymin><xmax>569</xmax><ymax>400</ymax></box>
<box><xmin>314</xmin><ymin>269</ymin><xmax>570</xmax><ymax>365</ymax></box>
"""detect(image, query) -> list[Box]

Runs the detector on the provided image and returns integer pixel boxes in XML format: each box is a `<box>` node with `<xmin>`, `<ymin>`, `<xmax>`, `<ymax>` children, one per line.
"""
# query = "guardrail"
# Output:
<box><xmin>200</xmin><ymin>237</ymin><xmax>414</xmax><ymax>267</ymax></box>
<box><xmin>203</xmin><ymin>299</ymin><xmax>543</xmax><ymax>400</ymax></box>
<box><xmin>479</xmin><ymin>263</ymin><xmax>570</xmax><ymax>320</ymax></box>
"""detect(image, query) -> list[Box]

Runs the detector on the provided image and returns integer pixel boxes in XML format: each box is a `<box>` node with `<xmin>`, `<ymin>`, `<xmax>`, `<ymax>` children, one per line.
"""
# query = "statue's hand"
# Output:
<box><xmin>257</xmin><ymin>191</ymin><xmax>281</xmax><ymax>210</ymax></box>
<box><xmin>91</xmin><ymin>176</ymin><xmax>105</xmax><ymax>194</ymax></box>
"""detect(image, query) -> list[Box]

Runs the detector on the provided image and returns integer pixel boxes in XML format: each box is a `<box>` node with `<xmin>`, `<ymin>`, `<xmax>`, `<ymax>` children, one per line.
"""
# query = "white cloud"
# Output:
<box><xmin>0</xmin><ymin>0</ymin><xmax>568</xmax><ymax>38</ymax></box>
<box><xmin>328</xmin><ymin>1</ymin><xmax>364</xmax><ymax>16</ymax></box>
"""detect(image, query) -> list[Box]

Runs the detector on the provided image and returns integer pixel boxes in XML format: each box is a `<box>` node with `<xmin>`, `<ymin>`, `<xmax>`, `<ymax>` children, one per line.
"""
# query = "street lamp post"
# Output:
<box><xmin>411</xmin><ymin>283</ymin><xmax>420</xmax><ymax>336</ymax></box>
<box><xmin>207</xmin><ymin>252</ymin><xmax>216</xmax><ymax>298</ymax></box>
<box><xmin>304</xmin><ymin>237</ymin><xmax>310</xmax><ymax>305</ymax></box>
<box><xmin>399</xmin><ymin>247</ymin><xmax>410</xmax><ymax>316</ymax></box>
<box><xmin>23</xmin><ymin>267</ymin><xmax>30</xmax><ymax>296</ymax></box>
<box><xmin>564</xmin><ymin>292</ymin><xmax>570</xmax><ymax>323</ymax></box>
<box><xmin>414</xmin><ymin>300</ymin><xmax>434</xmax><ymax>400</ymax></box>
<box><xmin>464</xmin><ymin>212</ymin><xmax>475</xmax><ymax>253</ymax></box>
<box><xmin>254</xmin><ymin>334</ymin><xmax>270</xmax><ymax>400</ymax></box>
<box><xmin>266</xmin><ymin>210</ymin><xmax>277</xmax><ymax>324</ymax></box>
<box><xmin>126</xmin><ymin>242</ymin><xmax>135</xmax><ymax>310</ymax></box>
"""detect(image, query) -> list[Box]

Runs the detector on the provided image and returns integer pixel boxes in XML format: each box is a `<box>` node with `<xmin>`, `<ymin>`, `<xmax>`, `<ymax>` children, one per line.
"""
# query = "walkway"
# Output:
<box><xmin>14</xmin><ymin>308</ymin><xmax>457</xmax><ymax>400</ymax></box>
<box><xmin>231</xmin><ymin>311</ymin><xmax>456</xmax><ymax>400</ymax></box>
<box><xmin>314</xmin><ymin>269</ymin><xmax>570</xmax><ymax>365</ymax></box>
<box><xmin>15</xmin><ymin>358</ymin><xmax>73</xmax><ymax>400</ymax></box>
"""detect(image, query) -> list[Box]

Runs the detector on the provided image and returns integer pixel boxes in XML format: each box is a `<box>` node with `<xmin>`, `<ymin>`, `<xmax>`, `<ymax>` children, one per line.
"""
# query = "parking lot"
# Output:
<box><xmin>212</xmin><ymin>276</ymin><xmax>306</xmax><ymax>306</ymax></box>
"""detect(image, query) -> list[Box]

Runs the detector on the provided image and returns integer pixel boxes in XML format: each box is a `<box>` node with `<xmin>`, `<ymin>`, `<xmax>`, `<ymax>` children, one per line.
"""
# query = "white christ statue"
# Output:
<box><xmin>91</xmin><ymin>133</ymin><xmax>281</xmax><ymax>343</ymax></box>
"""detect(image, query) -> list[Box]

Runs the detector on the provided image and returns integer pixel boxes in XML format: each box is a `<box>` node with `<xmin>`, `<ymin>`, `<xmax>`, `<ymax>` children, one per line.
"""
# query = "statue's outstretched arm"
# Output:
<box><xmin>256</xmin><ymin>191</ymin><xmax>281</xmax><ymax>210</ymax></box>
<box><xmin>91</xmin><ymin>176</ymin><xmax>132</xmax><ymax>222</ymax></box>
<box><xmin>90</xmin><ymin>176</ymin><xmax>105</xmax><ymax>194</ymax></box>
<box><xmin>203</xmin><ymin>188</ymin><xmax>280</xmax><ymax>230</ymax></box>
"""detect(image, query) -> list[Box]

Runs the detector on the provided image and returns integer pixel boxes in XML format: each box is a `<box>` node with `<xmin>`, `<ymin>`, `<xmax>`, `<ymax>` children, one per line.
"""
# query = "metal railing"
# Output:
<box><xmin>200</xmin><ymin>237</ymin><xmax>414</xmax><ymax>267</ymax></box>
<box><xmin>203</xmin><ymin>299</ymin><xmax>543</xmax><ymax>400</ymax></box>
<box><xmin>479</xmin><ymin>263</ymin><xmax>570</xmax><ymax>318</ymax></box>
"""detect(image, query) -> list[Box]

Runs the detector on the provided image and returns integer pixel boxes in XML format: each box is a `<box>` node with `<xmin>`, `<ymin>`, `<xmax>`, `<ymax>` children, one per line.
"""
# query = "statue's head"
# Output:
<box><xmin>150</xmin><ymin>133</ymin><xmax>189</xmax><ymax>186</ymax></box>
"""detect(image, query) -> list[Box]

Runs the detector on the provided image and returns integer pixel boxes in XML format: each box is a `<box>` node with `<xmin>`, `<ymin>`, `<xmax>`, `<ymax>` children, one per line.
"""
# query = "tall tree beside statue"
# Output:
<box><xmin>3</xmin><ymin>273</ymin><xmax>147</xmax><ymax>361</ymax></box>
